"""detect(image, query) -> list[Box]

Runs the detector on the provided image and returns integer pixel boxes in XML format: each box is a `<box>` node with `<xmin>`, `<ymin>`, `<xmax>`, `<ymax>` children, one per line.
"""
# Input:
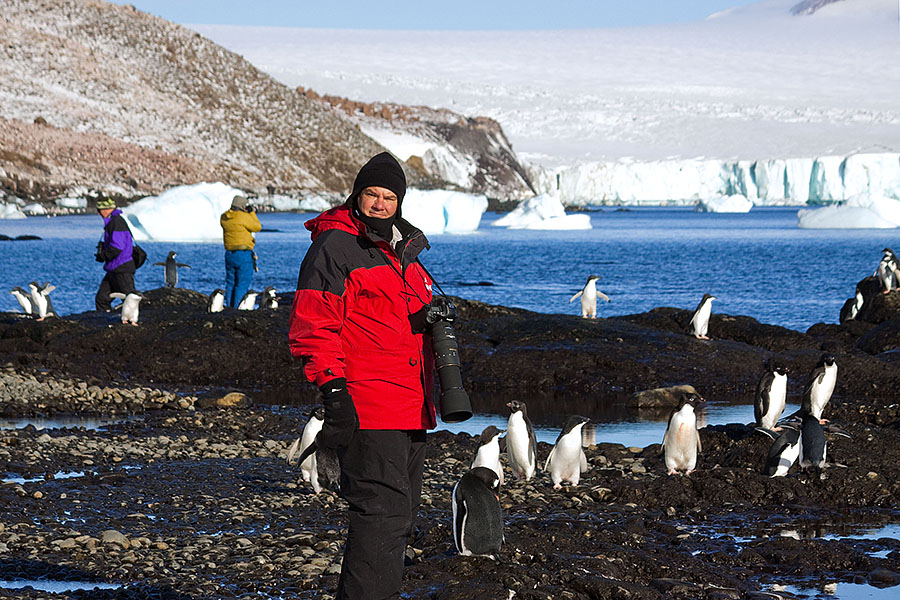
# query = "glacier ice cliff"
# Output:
<box><xmin>534</xmin><ymin>152</ymin><xmax>900</xmax><ymax>207</ymax></box>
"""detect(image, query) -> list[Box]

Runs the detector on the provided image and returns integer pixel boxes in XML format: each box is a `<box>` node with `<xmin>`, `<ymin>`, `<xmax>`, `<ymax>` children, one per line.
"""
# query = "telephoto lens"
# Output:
<box><xmin>426</xmin><ymin>297</ymin><xmax>472</xmax><ymax>423</ymax></box>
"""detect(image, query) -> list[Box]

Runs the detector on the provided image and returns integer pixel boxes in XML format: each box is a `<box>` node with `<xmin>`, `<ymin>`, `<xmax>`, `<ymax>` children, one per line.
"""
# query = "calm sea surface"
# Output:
<box><xmin>1</xmin><ymin>207</ymin><xmax>895</xmax><ymax>444</ymax></box>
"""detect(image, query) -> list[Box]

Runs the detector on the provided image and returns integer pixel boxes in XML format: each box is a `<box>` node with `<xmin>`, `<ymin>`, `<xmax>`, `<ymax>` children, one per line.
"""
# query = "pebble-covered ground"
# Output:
<box><xmin>1</xmin><ymin>287</ymin><xmax>899</xmax><ymax>599</ymax></box>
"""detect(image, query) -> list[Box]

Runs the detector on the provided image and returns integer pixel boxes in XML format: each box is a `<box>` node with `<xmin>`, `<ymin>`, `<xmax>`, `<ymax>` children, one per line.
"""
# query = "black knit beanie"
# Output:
<box><xmin>348</xmin><ymin>152</ymin><xmax>407</xmax><ymax>239</ymax></box>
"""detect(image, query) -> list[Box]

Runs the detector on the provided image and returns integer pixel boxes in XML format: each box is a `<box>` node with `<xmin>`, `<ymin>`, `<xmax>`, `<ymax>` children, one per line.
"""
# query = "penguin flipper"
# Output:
<box><xmin>580</xmin><ymin>449</ymin><xmax>588</xmax><ymax>472</ymax></box>
<box><xmin>285</xmin><ymin>437</ymin><xmax>302</xmax><ymax>464</ymax></box>
<box><xmin>569</xmin><ymin>291</ymin><xmax>583</xmax><ymax>303</ymax></box>
<box><xmin>454</xmin><ymin>498</ymin><xmax>468</xmax><ymax>554</ymax></box>
<box><xmin>597</xmin><ymin>291</ymin><xmax>611</xmax><ymax>303</ymax></box>
<box><xmin>152</xmin><ymin>262</ymin><xmax>166</xmax><ymax>266</ymax></box>
<box><xmin>544</xmin><ymin>446</ymin><xmax>556</xmax><ymax>471</ymax></box>
<box><xmin>754</xmin><ymin>426</ymin><xmax>779</xmax><ymax>440</ymax></box>
<box><xmin>176</xmin><ymin>263</ymin><xmax>192</xmax><ymax>268</ymax></box>
<box><xmin>695</xmin><ymin>430</ymin><xmax>702</xmax><ymax>453</ymax></box>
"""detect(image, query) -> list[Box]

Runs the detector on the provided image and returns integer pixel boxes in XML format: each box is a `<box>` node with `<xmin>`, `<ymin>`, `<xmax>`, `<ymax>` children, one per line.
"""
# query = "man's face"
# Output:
<box><xmin>358</xmin><ymin>186</ymin><xmax>398</xmax><ymax>219</ymax></box>
<box><xmin>98</xmin><ymin>208</ymin><xmax>114</xmax><ymax>218</ymax></box>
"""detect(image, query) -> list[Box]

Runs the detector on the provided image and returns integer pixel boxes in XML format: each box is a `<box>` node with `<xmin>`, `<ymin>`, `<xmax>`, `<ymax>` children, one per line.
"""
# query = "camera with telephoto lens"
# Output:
<box><xmin>424</xmin><ymin>296</ymin><xmax>472</xmax><ymax>423</ymax></box>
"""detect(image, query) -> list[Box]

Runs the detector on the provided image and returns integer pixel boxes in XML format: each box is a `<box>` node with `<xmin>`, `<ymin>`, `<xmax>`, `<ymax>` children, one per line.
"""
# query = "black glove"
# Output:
<box><xmin>95</xmin><ymin>242</ymin><xmax>105</xmax><ymax>262</ymax></box>
<box><xmin>317</xmin><ymin>377</ymin><xmax>359</xmax><ymax>449</ymax></box>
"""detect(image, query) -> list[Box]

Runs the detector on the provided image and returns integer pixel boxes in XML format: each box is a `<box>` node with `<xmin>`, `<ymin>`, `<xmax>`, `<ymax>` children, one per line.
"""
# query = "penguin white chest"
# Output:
<box><xmin>507</xmin><ymin>413</ymin><xmax>535</xmax><ymax>478</ymax></box>
<box><xmin>692</xmin><ymin>302</ymin><xmax>712</xmax><ymax>336</ymax></box>
<box><xmin>665</xmin><ymin>409</ymin><xmax>699</xmax><ymax>473</ymax></box>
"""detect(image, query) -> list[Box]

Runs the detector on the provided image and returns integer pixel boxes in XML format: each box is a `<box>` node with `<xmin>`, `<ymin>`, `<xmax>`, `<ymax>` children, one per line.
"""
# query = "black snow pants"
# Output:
<box><xmin>336</xmin><ymin>429</ymin><xmax>427</xmax><ymax>600</ymax></box>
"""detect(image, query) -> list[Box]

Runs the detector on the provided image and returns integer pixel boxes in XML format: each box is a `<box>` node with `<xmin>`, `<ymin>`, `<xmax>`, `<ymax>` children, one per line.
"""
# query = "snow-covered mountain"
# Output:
<box><xmin>197</xmin><ymin>0</ymin><xmax>900</xmax><ymax>205</ymax></box>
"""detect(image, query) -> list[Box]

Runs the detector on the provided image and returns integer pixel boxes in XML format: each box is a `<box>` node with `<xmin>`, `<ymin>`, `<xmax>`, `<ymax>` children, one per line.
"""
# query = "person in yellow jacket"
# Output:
<box><xmin>220</xmin><ymin>195</ymin><xmax>262</xmax><ymax>307</ymax></box>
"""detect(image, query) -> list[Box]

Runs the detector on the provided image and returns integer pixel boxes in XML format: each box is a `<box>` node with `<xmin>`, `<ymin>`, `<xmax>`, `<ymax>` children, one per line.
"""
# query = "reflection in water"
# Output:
<box><xmin>778</xmin><ymin>582</ymin><xmax>898</xmax><ymax>600</ymax></box>
<box><xmin>438</xmin><ymin>395</ymin><xmax>802</xmax><ymax>449</ymax></box>
<box><xmin>0</xmin><ymin>581</ymin><xmax>121</xmax><ymax>593</ymax></box>
<box><xmin>0</xmin><ymin>415</ymin><xmax>140</xmax><ymax>431</ymax></box>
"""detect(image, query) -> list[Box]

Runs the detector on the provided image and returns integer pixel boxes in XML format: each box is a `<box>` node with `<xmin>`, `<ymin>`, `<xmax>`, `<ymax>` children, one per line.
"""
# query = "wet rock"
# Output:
<box><xmin>868</xmin><ymin>567</ymin><xmax>900</xmax><ymax>586</ymax></box>
<box><xmin>628</xmin><ymin>384</ymin><xmax>698</xmax><ymax>408</ymax></box>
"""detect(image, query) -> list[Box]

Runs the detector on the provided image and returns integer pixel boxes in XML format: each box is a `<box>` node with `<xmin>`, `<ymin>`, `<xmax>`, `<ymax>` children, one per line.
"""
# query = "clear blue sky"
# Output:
<box><xmin>110</xmin><ymin>0</ymin><xmax>762</xmax><ymax>30</ymax></box>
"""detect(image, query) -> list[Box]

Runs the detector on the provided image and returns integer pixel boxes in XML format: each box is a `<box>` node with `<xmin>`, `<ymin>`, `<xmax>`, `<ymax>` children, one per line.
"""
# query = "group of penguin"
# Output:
<box><xmin>8</xmin><ymin>250</ymin><xmax>280</xmax><ymax>324</ymax></box>
<box><xmin>9</xmin><ymin>281</ymin><xmax>57</xmax><ymax>320</ymax></box>
<box><xmin>840</xmin><ymin>247</ymin><xmax>900</xmax><ymax>323</ymax></box>
<box><xmin>569</xmin><ymin>275</ymin><xmax>716</xmax><ymax>340</ymax></box>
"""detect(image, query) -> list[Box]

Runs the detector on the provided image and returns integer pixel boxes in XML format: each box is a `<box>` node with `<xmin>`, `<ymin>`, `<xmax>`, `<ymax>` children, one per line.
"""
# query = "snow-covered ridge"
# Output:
<box><xmin>537</xmin><ymin>152</ymin><xmax>900</xmax><ymax>206</ymax></box>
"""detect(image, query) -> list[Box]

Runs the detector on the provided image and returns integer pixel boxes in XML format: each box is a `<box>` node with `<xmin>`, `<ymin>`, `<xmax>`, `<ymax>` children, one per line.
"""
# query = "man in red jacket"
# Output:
<box><xmin>289</xmin><ymin>152</ymin><xmax>436</xmax><ymax>600</ymax></box>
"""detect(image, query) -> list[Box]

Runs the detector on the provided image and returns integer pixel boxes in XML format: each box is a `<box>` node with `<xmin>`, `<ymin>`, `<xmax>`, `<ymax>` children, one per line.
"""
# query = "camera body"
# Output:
<box><xmin>425</xmin><ymin>296</ymin><xmax>472</xmax><ymax>423</ymax></box>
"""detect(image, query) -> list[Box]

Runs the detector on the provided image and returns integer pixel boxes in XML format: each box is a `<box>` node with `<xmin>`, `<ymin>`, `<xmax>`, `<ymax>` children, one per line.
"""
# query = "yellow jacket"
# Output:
<box><xmin>220</xmin><ymin>209</ymin><xmax>261</xmax><ymax>250</ymax></box>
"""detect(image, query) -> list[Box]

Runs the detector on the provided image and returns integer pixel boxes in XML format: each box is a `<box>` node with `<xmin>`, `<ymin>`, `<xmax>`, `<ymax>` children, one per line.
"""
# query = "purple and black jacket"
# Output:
<box><xmin>99</xmin><ymin>209</ymin><xmax>135</xmax><ymax>272</ymax></box>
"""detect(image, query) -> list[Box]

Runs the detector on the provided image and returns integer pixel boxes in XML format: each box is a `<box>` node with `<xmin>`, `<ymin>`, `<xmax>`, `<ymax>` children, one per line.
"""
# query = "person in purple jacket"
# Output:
<box><xmin>94</xmin><ymin>197</ymin><xmax>138</xmax><ymax>312</ymax></box>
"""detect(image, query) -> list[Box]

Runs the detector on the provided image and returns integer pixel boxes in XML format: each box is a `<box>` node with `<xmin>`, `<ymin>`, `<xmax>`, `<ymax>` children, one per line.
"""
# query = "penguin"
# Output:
<box><xmin>10</xmin><ymin>287</ymin><xmax>33</xmax><ymax>315</ymax></box>
<box><xmin>28</xmin><ymin>281</ymin><xmax>57</xmax><ymax>321</ymax></box>
<box><xmin>799</xmin><ymin>411</ymin><xmax>827</xmax><ymax>479</ymax></box>
<box><xmin>152</xmin><ymin>251</ymin><xmax>191</xmax><ymax>288</ymax></box>
<box><xmin>568</xmin><ymin>275</ymin><xmax>610</xmax><ymax>318</ymax></box>
<box><xmin>286</xmin><ymin>406</ymin><xmax>325</xmax><ymax>493</ymax></box>
<box><xmin>754</xmin><ymin>359</ymin><xmax>788</xmax><ymax>431</ymax></box>
<box><xmin>762</xmin><ymin>421</ymin><xmax>801</xmax><ymax>477</ymax></box>
<box><xmin>505</xmin><ymin>400</ymin><xmax>538</xmax><ymax>481</ymax></box>
<box><xmin>260</xmin><ymin>286</ymin><xmax>278</xmax><ymax>310</ymax></box>
<box><xmin>688</xmin><ymin>293</ymin><xmax>716</xmax><ymax>339</ymax></box>
<box><xmin>470</xmin><ymin>425</ymin><xmax>505</xmax><ymax>486</ymax></box>
<box><xmin>207</xmin><ymin>289</ymin><xmax>225</xmax><ymax>313</ymax></box>
<box><xmin>801</xmin><ymin>354</ymin><xmax>837</xmax><ymax>423</ymax></box>
<box><xmin>661</xmin><ymin>392</ymin><xmax>703</xmax><ymax>475</ymax></box>
<box><xmin>544</xmin><ymin>415</ymin><xmax>590</xmax><ymax>489</ymax></box>
<box><xmin>236</xmin><ymin>290</ymin><xmax>259</xmax><ymax>311</ymax></box>
<box><xmin>452</xmin><ymin>467</ymin><xmax>504</xmax><ymax>559</ymax></box>
<box><xmin>875</xmin><ymin>248</ymin><xmax>900</xmax><ymax>293</ymax></box>
<box><xmin>109</xmin><ymin>292</ymin><xmax>144</xmax><ymax>326</ymax></box>
<box><xmin>839</xmin><ymin>286</ymin><xmax>864</xmax><ymax>323</ymax></box>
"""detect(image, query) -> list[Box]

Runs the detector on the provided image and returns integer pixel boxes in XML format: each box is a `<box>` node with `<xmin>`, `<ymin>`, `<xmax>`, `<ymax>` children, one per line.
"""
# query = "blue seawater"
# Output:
<box><xmin>1</xmin><ymin>207</ymin><xmax>893</xmax><ymax>331</ymax></box>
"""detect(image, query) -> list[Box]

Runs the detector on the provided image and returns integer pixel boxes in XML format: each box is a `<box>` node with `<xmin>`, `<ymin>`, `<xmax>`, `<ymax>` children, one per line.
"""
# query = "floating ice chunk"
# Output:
<box><xmin>0</xmin><ymin>203</ymin><xmax>26</xmax><ymax>219</ymax></box>
<box><xmin>698</xmin><ymin>194</ymin><xmax>753</xmax><ymax>213</ymax></box>
<box><xmin>22</xmin><ymin>203</ymin><xmax>47</xmax><ymax>215</ymax></box>
<box><xmin>402</xmin><ymin>189</ymin><xmax>487</xmax><ymax>234</ymax></box>
<box><xmin>121</xmin><ymin>182</ymin><xmax>244</xmax><ymax>242</ymax></box>
<box><xmin>493</xmin><ymin>193</ymin><xmax>592</xmax><ymax>230</ymax></box>
<box><xmin>798</xmin><ymin>194</ymin><xmax>900</xmax><ymax>229</ymax></box>
<box><xmin>55</xmin><ymin>197</ymin><xmax>87</xmax><ymax>209</ymax></box>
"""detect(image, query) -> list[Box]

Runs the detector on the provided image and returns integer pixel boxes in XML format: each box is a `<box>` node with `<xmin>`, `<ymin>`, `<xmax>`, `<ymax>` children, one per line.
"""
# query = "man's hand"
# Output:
<box><xmin>317</xmin><ymin>377</ymin><xmax>359</xmax><ymax>449</ymax></box>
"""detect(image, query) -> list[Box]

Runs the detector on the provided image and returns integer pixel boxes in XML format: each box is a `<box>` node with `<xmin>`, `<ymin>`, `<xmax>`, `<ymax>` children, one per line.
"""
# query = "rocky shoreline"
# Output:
<box><xmin>1</xmin><ymin>288</ymin><xmax>899</xmax><ymax>599</ymax></box>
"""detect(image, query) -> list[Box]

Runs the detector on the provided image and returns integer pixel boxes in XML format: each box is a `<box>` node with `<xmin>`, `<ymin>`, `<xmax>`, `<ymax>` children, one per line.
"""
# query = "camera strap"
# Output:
<box><xmin>415</xmin><ymin>259</ymin><xmax>450</xmax><ymax>299</ymax></box>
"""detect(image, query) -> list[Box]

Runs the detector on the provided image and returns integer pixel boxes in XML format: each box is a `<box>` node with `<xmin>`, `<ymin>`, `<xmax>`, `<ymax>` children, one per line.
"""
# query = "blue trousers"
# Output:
<box><xmin>224</xmin><ymin>250</ymin><xmax>253</xmax><ymax>307</ymax></box>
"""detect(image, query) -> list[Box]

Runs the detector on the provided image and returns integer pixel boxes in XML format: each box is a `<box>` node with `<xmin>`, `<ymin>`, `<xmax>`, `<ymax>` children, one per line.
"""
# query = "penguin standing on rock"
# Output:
<box><xmin>875</xmin><ymin>248</ymin><xmax>900</xmax><ymax>293</ymax></box>
<box><xmin>452</xmin><ymin>467</ymin><xmax>504</xmax><ymax>559</ymax></box>
<box><xmin>545</xmin><ymin>415</ymin><xmax>590</xmax><ymax>489</ymax></box>
<box><xmin>237</xmin><ymin>289</ymin><xmax>259</xmax><ymax>310</ymax></box>
<box><xmin>152</xmin><ymin>251</ymin><xmax>191</xmax><ymax>288</ymax></box>
<box><xmin>207</xmin><ymin>289</ymin><xmax>225</xmax><ymax>313</ymax></box>
<box><xmin>569</xmin><ymin>275</ymin><xmax>610</xmax><ymax>318</ymax></box>
<box><xmin>28</xmin><ymin>281</ymin><xmax>57</xmax><ymax>321</ymax></box>
<box><xmin>801</xmin><ymin>354</ymin><xmax>837</xmax><ymax>423</ymax></box>
<box><xmin>688</xmin><ymin>294</ymin><xmax>716</xmax><ymax>339</ymax></box>
<box><xmin>471</xmin><ymin>425</ymin><xmax>505</xmax><ymax>485</ymax></box>
<box><xmin>661</xmin><ymin>392</ymin><xmax>703</xmax><ymax>475</ymax></box>
<box><xmin>287</xmin><ymin>406</ymin><xmax>327</xmax><ymax>493</ymax></box>
<box><xmin>506</xmin><ymin>400</ymin><xmax>538</xmax><ymax>481</ymax></box>
<box><xmin>260</xmin><ymin>286</ymin><xmax>278</xmax><ymax>310</ymax></box>
<box><xmin>839</xmin><ymin>285</ymin><xmax>864</xmax><ymax>323</ymax></box>
<box><xmin>10</xmin><ymin>287</ymin><xmax>33</xmax><ymax>315</ymax></box>
<box><xmin>109</xmin><ymin>292</ymin><xmax>144</xmax><ymax>326</ymax></box>
<box><xmin>761</xmin><ymin>421</ymin><xmax>801</xmax><ymax>477</ymax></box>
<box><xmin>754</xmin><ymin>359</ymin><xmax>788</xmax><ymax>431</ymax></box>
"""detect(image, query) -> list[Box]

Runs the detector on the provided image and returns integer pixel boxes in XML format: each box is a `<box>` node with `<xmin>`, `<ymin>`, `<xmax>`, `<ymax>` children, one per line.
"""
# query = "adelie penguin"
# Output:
<box><xmin>688</xmin><ymin>293</ymin><xmax>716</xmax><ymax>339</ymax></box>
<box><xmin>207</xmin><ymin>289</ymin><xmax>225</xmax><ymax>313</ymax></box>
<box><xmin>761</xmin><ymin>420</ymin><xmax>801</xmax><ymax>477</ymax></box>
<box><xmin>754</xmin><ymin>358</ymin><xmax>788</xmax><ymax>431</ymax></box>
<box><xmin>452</xmin><ymin>467</ymin><xmax>504</xmax><ymax>559</ymax></box>
<box><xmin>152</xmin><ymin>251</ymin><xmax>191</xmax><ymax>288</ymax></box>
<box><xmin>544</xmin><ymin>415</ymin><xmax>590</xmax><ymax>489</ymax></box>
<box><xmin>286</xmin><ymin>406</ymin><xmax>337</xmax><ymax>494</ymax></box>
<box><xmin>28</xmin><ymin>281</ymin><xmax>57</xmax><ymax>321</ymax></box>
<box><xmin>470</xmin><ymin>425</ymin><xmax>505</xmax><ymax>486</ymax></box>
<box><xmin>569</xmin><ymin>275</ymin><xmax>610</xmax><ymax>318</ymax></box>
<box><xmin>506</xmin><ymin>400</ymin><xmax>538</xmax><ymax>481</ymax></box>
<box><xmin>236</xmin><ymin>289</ymin><xmax>259</xmax><ymax>311</ymax></box>
<box><xmin>661</xmin><ymin>392</ymin><xmax>703</xmax><ymax>475</ymax></box>
<box><xmin>260</xmin><ymin>286</ymin><xmax>278</xmax><ymax>310</ymax></box>
<box><xmin>109</xmin><ymin>292</ymin><xmax>144</xmax><ymax>326</ymax></box>
<box><xmin>10</xmin><ymin>286</ymin><xmax>33</xmax><ymax>316</ymax></box>
<box><xmin>839</xmin><ymin>285</ymin><xmax>864</xmax><ymax>324</ymax></box>
<box><xmin>801</xmin><ymin>354</ymin><xmax>837</xmax><ymax>424</ymax></box>
<box><xmin>875</xmin><ymin>247</ymin><xmax>900</xmax><ymax>293</ymax></box>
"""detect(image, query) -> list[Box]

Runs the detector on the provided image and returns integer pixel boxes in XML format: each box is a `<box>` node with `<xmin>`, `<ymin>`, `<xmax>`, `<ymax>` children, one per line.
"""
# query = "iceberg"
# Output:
<box><xmin>121</xmin><ymin>182</ymin><xmax>244</xmax><ymax>242</ymax></box>
<box><xmin>797</xmin><ymin>194</ymin><xmax>900</xmax><ymax>229</ymax></box>
<box><xmin>492</xmin><ymin>194</ymin><xmax>592</xmax><ymax>230</ymax></box>
<box><xmin>22</xmin><ymin>203</ymin><xmax>47</xmax><ymax>216</ymax></box>
<box><xmin>55</xmin><ymin>197</ymin><xmax>87</xmax><ymax>209</ymax></box>
<box><xmin>265</xmin><ymin>194</ymin><xmax>335</xmax><ymax>212</ymax></box>
<box><xmin>698</xmin><ymin>194</ymin><xmax>753</xmax><ymax>213</ymax></box>
<box><xmin>0</xmin><ymin>202</ymin><xmax>26</xmax><ymax>219</ymax></box>
<box><xmin>402</xmin><ymin>189</ymin><xmax>487</xmax><ymax>234</ymax></box>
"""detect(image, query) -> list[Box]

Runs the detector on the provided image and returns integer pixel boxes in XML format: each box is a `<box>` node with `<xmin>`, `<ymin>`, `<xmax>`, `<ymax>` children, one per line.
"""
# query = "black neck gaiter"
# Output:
<box><xmin>352</xmin><ymin>203</ymin><xmax>396</xmax><ymax>241</ymax></box>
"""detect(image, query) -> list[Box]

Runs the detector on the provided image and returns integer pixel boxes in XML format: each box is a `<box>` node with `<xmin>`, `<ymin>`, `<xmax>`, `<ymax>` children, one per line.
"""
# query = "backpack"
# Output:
<box><xmin>132</xmin><ymin>244</ymin><xmax>147</xmax><ymax>268</ymax></box>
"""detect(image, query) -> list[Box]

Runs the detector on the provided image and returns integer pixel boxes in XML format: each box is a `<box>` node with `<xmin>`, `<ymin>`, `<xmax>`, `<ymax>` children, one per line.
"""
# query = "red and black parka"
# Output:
<box><xmin>288</xmin><ymin>203</ymin><xmax>437</xmax><ymax>430</ymax></box>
